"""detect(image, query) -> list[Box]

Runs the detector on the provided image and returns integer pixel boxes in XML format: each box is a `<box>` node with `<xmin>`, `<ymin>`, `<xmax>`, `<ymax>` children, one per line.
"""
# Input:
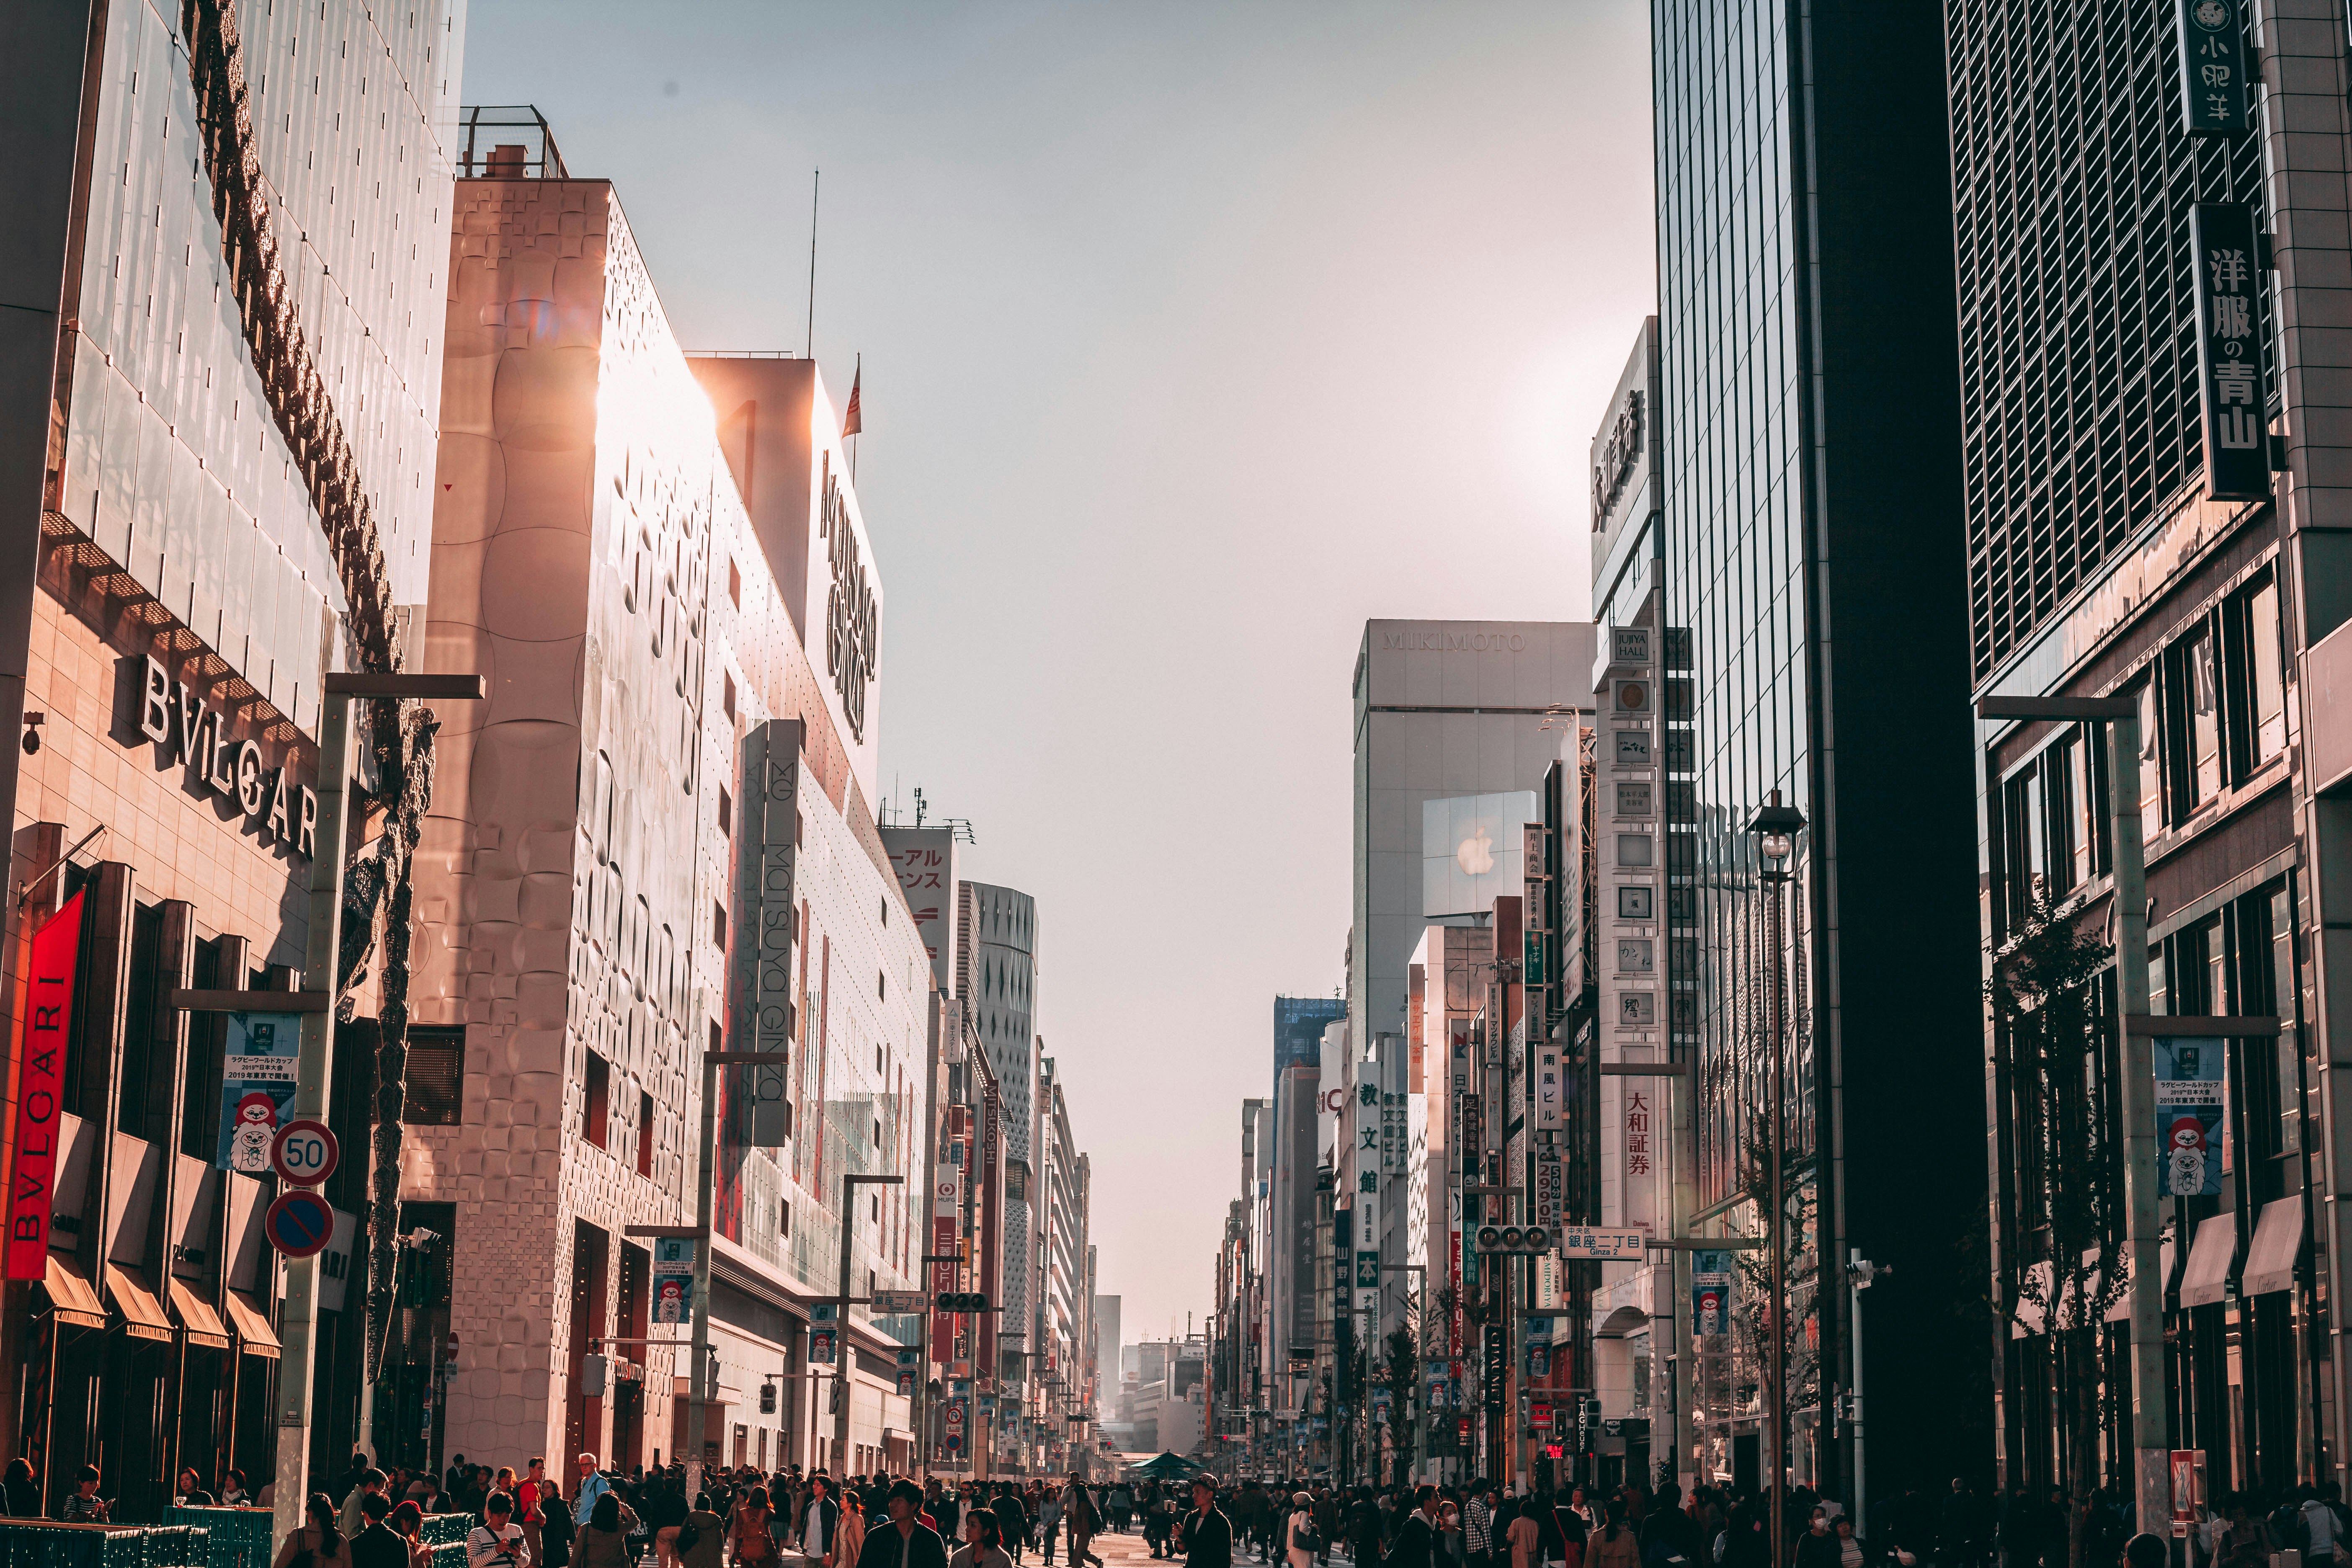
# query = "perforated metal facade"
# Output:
<box><xmin>1947</xmin><ymin>0</ymin><xmax>2270</xmax><ymax>680</ymax></box>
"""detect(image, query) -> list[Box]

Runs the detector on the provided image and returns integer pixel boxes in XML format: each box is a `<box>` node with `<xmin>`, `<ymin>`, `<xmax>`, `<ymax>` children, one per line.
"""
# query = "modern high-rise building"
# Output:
<box><xmin>1955</xmin><ymin>0</ymin><xmax>2352</xmax><ymax>1496</ymax></box>
<box><xmin>959</xmin><ymin>881</ymin><xmax>1038</xmax><ymax>1402</ymax></box>
<box><xmin>404</xmin><ymin>122</ymin><xmax>932</xmax><ymax>1478</ymax></box>
<box><xmin>0</xmin><ymin>0</ymin><xmax>463</xmax><ymax>1516</ymax></box>
<box><xmin>1647</xmin><ymin>0</ymin><xmax>1984</xmax><ymax>1498</ymax></box>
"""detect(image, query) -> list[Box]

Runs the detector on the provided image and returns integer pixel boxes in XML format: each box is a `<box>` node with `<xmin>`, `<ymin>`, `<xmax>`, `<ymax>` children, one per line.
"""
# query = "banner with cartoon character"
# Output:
<box><xmin>651</xmin><ymin>1236</ymin><xmax>695</xmax><ymax>1324</ymax></box>
<box><xmin>217</xmin><ymin>1011</ymin><xmax>304</xmax><ymax>1171</ymax></box>
<box><xmin>2155</xmin><ymin>1036</ymin><xmax>2225</xmax><ymax>1197</ymax></box>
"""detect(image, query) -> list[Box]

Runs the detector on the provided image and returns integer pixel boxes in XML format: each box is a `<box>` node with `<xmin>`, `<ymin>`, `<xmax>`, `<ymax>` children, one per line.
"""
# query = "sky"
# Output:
<box><xmin>464</xmin><ymin>0</ymin><xmax>1655</xmax><ymax>1352</ymax></box>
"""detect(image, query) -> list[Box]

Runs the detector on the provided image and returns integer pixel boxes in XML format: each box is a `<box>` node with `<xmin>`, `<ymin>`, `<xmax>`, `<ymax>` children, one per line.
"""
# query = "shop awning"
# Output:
<box><xmin>2241</xmin><ymin>1197</ymin><xmax>2305</xmax><ymax>1297</ymax></box>
<box><xmin>2178</xmin><ymin>1213</ymin><xmax>2239</xmax><ymax>1308</ymax></box>
<box><xmin>167</xmin><ymin>1278</ymin><xmax>233</xmax><ymax>1349</ymax></box>
<box><xmin>2010</xmin><ymin>1261</ymin><xmax>2051</xmax><ymax>1338</ymax></box>
<box><xmin>42</xmin><ymin>1252</ymin><xmax>107</xmax><ymax>1330</ymax></box>
<box><xmin>105</xmin><ymin>1265</ymin><xmax>173</xmax><ymax>1342</ymax></box>
<box><xmin>224</xmin><ymin>1289</ymin><xmax>281</xmax><ymax>1359</ymax></box>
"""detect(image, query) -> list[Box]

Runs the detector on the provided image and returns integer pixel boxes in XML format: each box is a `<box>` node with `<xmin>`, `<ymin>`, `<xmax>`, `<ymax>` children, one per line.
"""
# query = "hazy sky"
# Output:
<box><xmin>466</xmin><ymin>0</ymin><xmax>1654</xmax><ymax>1351</ymax></box>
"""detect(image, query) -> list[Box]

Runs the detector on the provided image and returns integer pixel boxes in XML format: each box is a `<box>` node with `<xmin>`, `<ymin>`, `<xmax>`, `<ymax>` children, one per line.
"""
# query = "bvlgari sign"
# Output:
<box><xmin>134</xmin><ymin>656</ymin><xmax>317</xmax><ymax>860</ymax></box>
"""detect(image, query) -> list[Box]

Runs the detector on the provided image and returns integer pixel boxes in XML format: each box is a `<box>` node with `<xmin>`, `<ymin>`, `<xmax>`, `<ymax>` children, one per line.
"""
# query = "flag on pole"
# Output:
<box><xmin>843</xmin><ymin>355</ymin><xmax>862</xmax><ymax>438</ymax></box>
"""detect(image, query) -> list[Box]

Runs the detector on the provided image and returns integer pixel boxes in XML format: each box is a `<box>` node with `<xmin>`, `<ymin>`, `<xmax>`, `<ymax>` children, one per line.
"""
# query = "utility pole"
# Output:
<box><xmin>1747</xmin><ymin>792</ymin><xmax>1804</xmax><ymax>1568</ymax></box>
<box><xmin>269</xmin><ymin>671</ymin><xmax>483</xmax><ymax>1545</ymax></box>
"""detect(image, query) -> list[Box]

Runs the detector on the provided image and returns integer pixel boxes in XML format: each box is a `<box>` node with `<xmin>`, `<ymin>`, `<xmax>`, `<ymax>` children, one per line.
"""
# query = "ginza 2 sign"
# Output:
<box><xmin>6</xmin><ymin>892</ymin><xmax>85</xmax><ymax>1278</ymax></box>
<box><xmin>2191</xmin><ymin>202</ymin><xmax>2272</xmax><ymax>503</ymax></box>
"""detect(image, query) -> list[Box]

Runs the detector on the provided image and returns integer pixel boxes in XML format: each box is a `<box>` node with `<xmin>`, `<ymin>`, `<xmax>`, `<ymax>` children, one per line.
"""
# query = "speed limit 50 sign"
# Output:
<box><xmin>271</xmin><ymin>1119</ymin><xmax>339</xmax><ymax>1186</ymax></box>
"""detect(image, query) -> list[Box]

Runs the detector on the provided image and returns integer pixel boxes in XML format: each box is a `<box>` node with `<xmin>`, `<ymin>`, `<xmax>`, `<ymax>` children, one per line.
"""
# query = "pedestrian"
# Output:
<box><xmin>646</xmin><ymin>1477</ymin><xmax>689</xmax><ymax>1568</ymax></box>
<box><xmin>177</xmin><ymin>1467</ymin><xmax>219</xmax><ymax>1508</ymax></box>
<box><xmin>995</xmin><ymin>1488</ymin><xmax>1030</xmax><ymax>1565</ymax></box>
<box><xmin>953</xmin><ymin>1513</ymin><xmax>1015</xmax><ymax>1568</ymax></box>
<box><xmin>353</xmin><ymin>1494</ymin><xmax>410</xmax><ymax>1568</ymax></box>
<box><xmin>1182</xmin><ymin>1480</ymin><xmax>1233</xmax><ymax>1568</ymax></box>
<box><xmin>677</xmin><ymin>1494</ymin><xmax>724</xmax><ymax>1568</ymax></box>
<box><xmin>1505</xmin><ymin>1501</ymin><xmax>1539</xmax><ymax>1568</ymax></box>
<box><xmin>1039</xmin><ymin>1488</ymin><xmax>1064</xmax><ymax>1565</ymax></box>
<box><xmin>1386</xmin><ymin>1489</ymin><xmax>1443</xmax><ymax>1568</ymax></box>
<box><xmin>1065</xmin><ymin>1473</ymin><xmax>1103</xmax><ymax>1568</ymax></box>
<box><xmin>468</xmin><ymin>1494</ymin><xmax>530</xmax><ymax>1568</ymax></box>
<box><xmin>575</xmin><ymin>1457</ymin><xmax>615</xmax><ymax>1529</ymax></box>
<box><xmin>1111</xmin><ymin>1487</ymin><xmax>1135</xmax><ymax>1536</ymax></box>
<box><xmin>725</xmin><ymin>1485</ymin><xmax>778</xmax><ymax>1568</ymax></box>
<box><xmin>833</xmin><ymin>1493</ymin><xmax>870</xmax><ymax>1568</ymax></box>
<box><xmin>280</xmin><ymin>1493</ymin><xmax>352</xmax><ymax>1568</ymax></box>
<box><xmin>856</xmin><ymin>1481</ymin><xmax>950</xmax><ymax>1568</ymax></box>
<box><xmin>1286</xmin><ymin>1492</ymin><xmax>1320</xmax><ymax>1568</ymax></box>
<box><xmin>578</xmin><ymin>1493</ymin><xmax>640</xmax><ymax>1568</ymax></box>
<box><xmin>1586</xmin><ymin>1506</ymin><xmax>1636</xmax><ymax>1568</ymax></box>
<box><xmin>803</xmin><ymin>1477</ymin><xmax>842</xmax><ymax>1562</ymax></box>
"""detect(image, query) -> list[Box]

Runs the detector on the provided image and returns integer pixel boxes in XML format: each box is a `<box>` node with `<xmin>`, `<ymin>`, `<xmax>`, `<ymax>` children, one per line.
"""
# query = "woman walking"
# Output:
<box><xmin>577</xmin><ymin>1495</ymin><xmax>641</xmax><ymax>1568</ymax></box>
<box><xmin>725</xmin><ymin>1487</ymin><xmax>778</xmax><ymax>1568</ymax></box>
<box><xmin>275</xmin><ymin>1495</ymin><xmax>348</xmax><ymax>1568</ymax></box>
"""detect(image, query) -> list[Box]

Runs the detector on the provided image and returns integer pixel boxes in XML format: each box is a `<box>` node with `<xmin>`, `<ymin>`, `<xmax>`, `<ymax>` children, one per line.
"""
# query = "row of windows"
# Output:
<box><xmin>1999</xmin><ymin>568</ymin><xmax>2289</xmax><ymax>925</ymax></box>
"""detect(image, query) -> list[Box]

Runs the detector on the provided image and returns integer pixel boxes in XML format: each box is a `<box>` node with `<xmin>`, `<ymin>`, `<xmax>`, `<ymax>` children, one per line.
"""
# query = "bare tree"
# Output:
<box><xmin>1989</xmin><ymin>887</ymin><xmax>2120</xmax><ymax>1568</ymax></box>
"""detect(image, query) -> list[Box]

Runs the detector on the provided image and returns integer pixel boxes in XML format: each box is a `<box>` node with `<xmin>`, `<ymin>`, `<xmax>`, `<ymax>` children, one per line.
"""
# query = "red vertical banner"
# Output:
<box><xmin>7</xmin><ymin>892</ymin><xmax>84</xmax><ymax>1279</ymax></box>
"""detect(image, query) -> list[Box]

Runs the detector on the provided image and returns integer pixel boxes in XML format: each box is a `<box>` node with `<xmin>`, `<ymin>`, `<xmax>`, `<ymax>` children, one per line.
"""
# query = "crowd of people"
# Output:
<box><xmin>35</xmin><ymin>1449</ymin><xmax>2352</xmax><ymax>1568</ymax></box>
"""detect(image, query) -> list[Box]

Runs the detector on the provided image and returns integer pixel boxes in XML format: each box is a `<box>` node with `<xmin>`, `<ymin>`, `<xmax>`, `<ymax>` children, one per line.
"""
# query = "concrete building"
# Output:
<box><xmin>959</xmin><ymin>879</ymin><xmax>1037</xmax><ymax>1401</ymax></box>
<box><xmin>0</xmin><ymin>0</ymin><xmax>464</xmax><ymax>1514</ymax></box>
<box><xmin>1092</xmin><ymin>1294</ymin><xmax>1121</xmax><ymax>1418</ymax></box>
<box><xmin>402</xmin><ymin>133</ymin><xmax>930</xmax><ymax>1477</ymax></box>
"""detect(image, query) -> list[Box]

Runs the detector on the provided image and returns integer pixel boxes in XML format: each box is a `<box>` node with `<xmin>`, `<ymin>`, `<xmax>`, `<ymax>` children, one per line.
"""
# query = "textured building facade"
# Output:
<box><xmin>0</xmin><ymin>0</ymin><xmax>464</xmax><ymax>1517</ymax></box>
<box><xmin>405</xmin><ymin>151</ymin><xmax>928</xmax><ymax>1475</ymax></box>
<box><xmin>1959</xmin><ymin>0</ymin><xmax>2352</xmax><ymax>1497</ymax></box>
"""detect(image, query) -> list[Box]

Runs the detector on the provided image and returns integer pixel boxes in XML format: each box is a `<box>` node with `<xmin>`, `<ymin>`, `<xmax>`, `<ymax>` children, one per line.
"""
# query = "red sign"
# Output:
<box><xmin>264</xmin><ymin>1188</ymin><xmax>336</xmax><ymax>1258</ymax></box>
<box><xmin>271</xmin><ymin>1118</ymin><xmax>338</xmax><ymax>1185</ymax></box>
<box><xmin>6</xmin><ymin>893</ymin><xmax>83</xmax><ymax>1279</ymax></box>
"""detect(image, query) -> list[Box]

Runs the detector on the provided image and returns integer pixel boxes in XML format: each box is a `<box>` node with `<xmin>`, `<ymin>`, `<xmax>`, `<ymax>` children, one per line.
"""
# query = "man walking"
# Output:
<box><xmin>1383</xmin><ymin>1489</ymin><xmax>1442</xmax><ymax>1568</ymax></box>
<box><xmin>1181</xmin><ymin>1480</ymin><xmax>1233</xmax><ymax>1568</ymax></box>
<box><xmin>574</xmin><ymin>1456</ymin><xmax>613</xmax><ymax>1528</ymax></box>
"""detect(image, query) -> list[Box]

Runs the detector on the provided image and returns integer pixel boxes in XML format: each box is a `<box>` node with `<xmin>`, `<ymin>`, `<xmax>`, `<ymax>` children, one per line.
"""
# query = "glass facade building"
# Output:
<box><xmin>1651</xmin><ymin>0</ymin><xmax>1985</xmax><ymax>1495</ymax></box>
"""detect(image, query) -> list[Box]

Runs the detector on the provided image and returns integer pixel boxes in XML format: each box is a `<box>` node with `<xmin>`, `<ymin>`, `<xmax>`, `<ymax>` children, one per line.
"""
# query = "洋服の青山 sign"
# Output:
<box><xmin>134</xmin><ymin>656</ymin><xmax>316</xmax><ymax>859</ymax></box>
<box><xmin>6</xmin><ymin>892</ymin><xmax>85</xmax><ymax>1278</ymax></box>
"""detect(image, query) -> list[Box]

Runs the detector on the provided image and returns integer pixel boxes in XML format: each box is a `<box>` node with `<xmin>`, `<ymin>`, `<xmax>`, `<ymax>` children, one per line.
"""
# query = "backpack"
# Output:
<box><xmin>676</xmin><ymin>1522</ymin><xmax>701</xmax><ymax>1555</ymax></box>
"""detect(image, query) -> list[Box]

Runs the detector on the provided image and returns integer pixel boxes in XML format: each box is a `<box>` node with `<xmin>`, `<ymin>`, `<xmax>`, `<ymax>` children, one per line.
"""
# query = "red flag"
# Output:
<box><xmin>843</xmin><ymin>356</ymin><xmax>862</xmax><ymax>438</ymax></box>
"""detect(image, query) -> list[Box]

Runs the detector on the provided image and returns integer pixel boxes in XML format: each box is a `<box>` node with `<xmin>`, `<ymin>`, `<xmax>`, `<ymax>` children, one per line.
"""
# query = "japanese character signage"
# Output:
<box><xmin>218</xmin><ymin>1011</ymin><xmax>304</xmax><ymax>1172</ymax></box>
<box><xmin>1535</xmin><ymin>1152</ymin><xmax>1563</xmax><ymax>1231</ymax></box>
<box><xmin>2192</xmin><ymin>202</ymin><xmax>2271</xmax><ymax>503</ymax></box>
<box><xmin>652</xmin><ymin>1237</ymin><xmax>695</xmax><ymax>1324</ymax></box>
<box><xmin>1692</xmin><ymin>1250</ymin><xmax>1733</xmax><ymax>1340</ymax></box>
<box><xmin>2177</xmin><ymin>0</ymin><xmax>2247</xmax><ymax>135</ymax></box>
<box><xmin>736</xmin><ymin>720</ymin><xmax>800</xmax><ymax>1146</ymax></box>
<box><xmin>1625</xmin><ymin>1089</ymin><xmax>1653</xmax><ymax>1178</ymax></box>
<box><xmin>2156</xmin><ymin>1037</ymin><xmax>2226</xmax><ymax>1197</ymax></box>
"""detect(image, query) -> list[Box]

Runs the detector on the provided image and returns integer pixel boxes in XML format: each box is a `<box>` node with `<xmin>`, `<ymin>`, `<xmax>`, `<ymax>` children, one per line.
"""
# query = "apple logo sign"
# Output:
<box><xmin>1457</xmin><ymin>824</ymin><xmax>1495</xmax><ymax>877</ymax></box>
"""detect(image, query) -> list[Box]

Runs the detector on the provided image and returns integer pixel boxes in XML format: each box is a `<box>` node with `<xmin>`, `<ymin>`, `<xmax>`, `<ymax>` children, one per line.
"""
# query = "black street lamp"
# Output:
<box><xmin>1745</xmin><ymin>789</ymin><xmax>1804</xmax><ymax>1568</ymax></box>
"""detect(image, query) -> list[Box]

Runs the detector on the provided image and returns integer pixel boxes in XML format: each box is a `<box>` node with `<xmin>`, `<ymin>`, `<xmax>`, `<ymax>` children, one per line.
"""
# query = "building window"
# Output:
<box><xmin>584</xmin><ymin>1051</ymin><xmax>610</xmax><ymax>1149</ymax></box>
<box><xmin>637</xmin><ymin>1091</ymin><xmax>654</xmax><ymax>1177</ymax></box>
<box><xmin>723</xmin><ymin>672</ymin><xmax>737</xmax><ymax>725</ymax></box>
<box><xmin>404</xmin><ymin>1028</ymin><xmax>466</xmax><ymax>1126</ymax></box>
<box><xmin>718</xmin><ymin>786</ymin><xmax>731</xmax><ymax>839</ymax></box>
<box><xmin>729</xmin><ymin>558</ymin><xmax>742</xmax><ymax>608</ymax></box>
<box><xmin>781</xmin><ymin>1199</ymin><xmax>792</xmax><ymax>1238</ymax></box>
<box><xmin>2164</xmin><ymin>625</ymin><xmax>2222</xmax><ymax>816</ymax></box>
<box><xmin>2225</xmin><ymin>574</ymin><xmax>2288</xmax><ymax>779</ymax></box>
<box><xmin>714</xmin><ymin>900</ymin><xmax>727</xmax><ymax>950</ymax></box>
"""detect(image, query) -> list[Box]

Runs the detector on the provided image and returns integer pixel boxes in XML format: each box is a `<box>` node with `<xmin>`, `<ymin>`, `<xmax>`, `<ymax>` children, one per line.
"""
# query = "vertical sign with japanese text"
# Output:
<box><xmin>5</xmin><ymin>893</ymin><xmax>83</xmax><ymax>1278</ymax></box>
<box><xmin>2156</xmin><ymin>1037</ymin><xmax>2226</xmax><ymax>1197</ymax></box>
<box><xmin>652</xmin><ymin>1237</ymin><xmax>695</xmax><ymax>1323</ymax></box>
<box><xmin>738</xmin><ymin>721</ymin><xmax>800</xmax><ymax>1145</ymax></box>
<box><xmin>2192</xmin><ymin>202</ymin><xmax>2271</xmax><ymax>502</ymax></box>
<box><xmin>2177</xmin><ymin>0</ymin><xmax>2248</xmax><ymax>135</ymax></box>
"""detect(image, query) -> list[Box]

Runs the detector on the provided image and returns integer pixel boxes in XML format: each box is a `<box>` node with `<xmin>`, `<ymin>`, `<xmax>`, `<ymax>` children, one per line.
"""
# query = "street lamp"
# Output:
<box><xmin>831</xmin><ymin>1171</ymin><xmax>908</xmax><ymax>1472</ymax></box>
<box><xmin>1745</xmin><ymin>789</ymin><xmax>1804</xmax><ymax>1568</ymax></box>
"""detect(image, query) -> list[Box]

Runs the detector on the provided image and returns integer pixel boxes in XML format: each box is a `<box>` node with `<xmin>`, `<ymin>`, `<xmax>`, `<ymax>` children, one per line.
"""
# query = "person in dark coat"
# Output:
<box><xmin>1181</xmin><ymin>1480</ymin><xmax>1234</xmax><ymax>1568</ymax></box>
<box><xmin>858</xmin><ymin>1483</ymin><xmax>951</xmax><ymax>1568</ymax></box>
<box><xmin>1383</xmin><ymin>1489</ymin><xmax>1442</xmax><ymax>1568</ymax></box>
<box><xmin>352</xmin><ymin>1494</ymin><xmax>408</xmax><ymax>1568</ymax></box>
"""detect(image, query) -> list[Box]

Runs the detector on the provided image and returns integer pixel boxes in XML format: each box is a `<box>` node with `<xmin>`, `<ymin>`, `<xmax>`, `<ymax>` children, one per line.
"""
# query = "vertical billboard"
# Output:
<box><xmin>881</xmin><ymin>825</ymin><xmax>960</xmax><ymax>995</ymax></box>
<box><xmin>5</xmin><ymin>894</ymin><xmax>83</xmax><ymax>1277</ymax></box>
<box><xmin>2191</xmin><ymin>202</ymin><xmax>2271</xmax><ymax>503</ymax></box>
<box><xmin>1421</xmin><ymin>793</ymin><xmax>1539</xmax><ymax>919</ymax></box>
<box><xmin>735</xmin><ymin>720</ymin><xmax>802</xmax><ymax>1148</ymax></box>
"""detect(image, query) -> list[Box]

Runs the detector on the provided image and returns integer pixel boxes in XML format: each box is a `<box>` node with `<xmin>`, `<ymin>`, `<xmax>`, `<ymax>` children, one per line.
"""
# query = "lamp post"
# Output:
<box><xmin>1745</xmin><ymin>789</ymin><xmax>1805</xmax><ymax>1568</ymax></box>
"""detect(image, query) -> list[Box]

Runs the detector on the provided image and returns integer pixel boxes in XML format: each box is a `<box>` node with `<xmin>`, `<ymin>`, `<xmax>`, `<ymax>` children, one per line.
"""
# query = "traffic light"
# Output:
<box><xmin>936</xmin><ymin>1292</ymin><xmax>991</xmax><ymax>1313</ymax></box>
<box><xmin>1474</xmin><ymin>1225</ymin><xmax>1554</xmax><ymax>1254</ymax></box>
<box><xmin>759</xmin><ymin>1381</ymin><xmax>777</xmax><ymax>1415</ymax></box>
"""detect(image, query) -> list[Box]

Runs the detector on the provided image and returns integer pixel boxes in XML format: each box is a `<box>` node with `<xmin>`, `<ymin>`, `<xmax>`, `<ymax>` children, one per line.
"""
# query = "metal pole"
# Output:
<box><xmin>1672</xmin><ymin>1066</ymin><xmax>1695</xmax><ymax>1492</ymax></box>
<box><xmin>273</xmin><ymin>690</ymin><xmax>356</xmax><ymax>1544</ymax></box>
<box><xmin>1848</xmin><ymin>1251</ymin><xmax>1866</xmax><ymax>1533</ymax></box>
<box><xmin>687</xmin><ymin>1053</ymin><xmax>719</xmax><ymax>1501</ymax></box>
<box><xmin>833</xmin><ymin>1173</ymin><xmax>905</xmax><ymax>1471</ymax></box>
<box><xmin>2110</xmin><ymin>709</ymin><xmax>2168</xmax><ymax>1530</ymax></box>
<box><xmin>1768</xmin><ymin>867</ymin><xmax>1787</xmax><ymax>1568</ymax></box>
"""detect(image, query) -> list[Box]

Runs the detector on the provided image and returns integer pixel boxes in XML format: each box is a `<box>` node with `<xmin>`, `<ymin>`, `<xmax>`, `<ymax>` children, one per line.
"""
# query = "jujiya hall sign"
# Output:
<box><xmin>132</xmin><ymin>654</ymin><xmax>320</xmax><ymax>860</ymax></box>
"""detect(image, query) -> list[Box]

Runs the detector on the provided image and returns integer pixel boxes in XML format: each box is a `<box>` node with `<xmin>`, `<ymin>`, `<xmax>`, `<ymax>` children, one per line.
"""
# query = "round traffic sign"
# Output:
<box><xmin>265</xmin><ymin>1188</ymin><xmax>336</xmax><ymax>1258</ymax></box>
<box><xmin>271</xmin><ymin>1119</ymin><xmax>339</xmax><ymax>1185</ymax></box>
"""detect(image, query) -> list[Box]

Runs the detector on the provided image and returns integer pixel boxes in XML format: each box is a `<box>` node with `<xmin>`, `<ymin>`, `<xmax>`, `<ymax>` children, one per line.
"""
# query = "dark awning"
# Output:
<box><xmin>168</xmin><ymin>1277</ymin><xmax>233</xmax><ymax>1349</ymax></box>
<box><xmin>2178</xmin><ymin>1213</ymin><xmax>2239</xmax><ymax>1308</ymax></box>
<box><xmin>2241</xmin><ymin>1197</ymin><xmax>2305</xmax><ymax>1297</ymax></box>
